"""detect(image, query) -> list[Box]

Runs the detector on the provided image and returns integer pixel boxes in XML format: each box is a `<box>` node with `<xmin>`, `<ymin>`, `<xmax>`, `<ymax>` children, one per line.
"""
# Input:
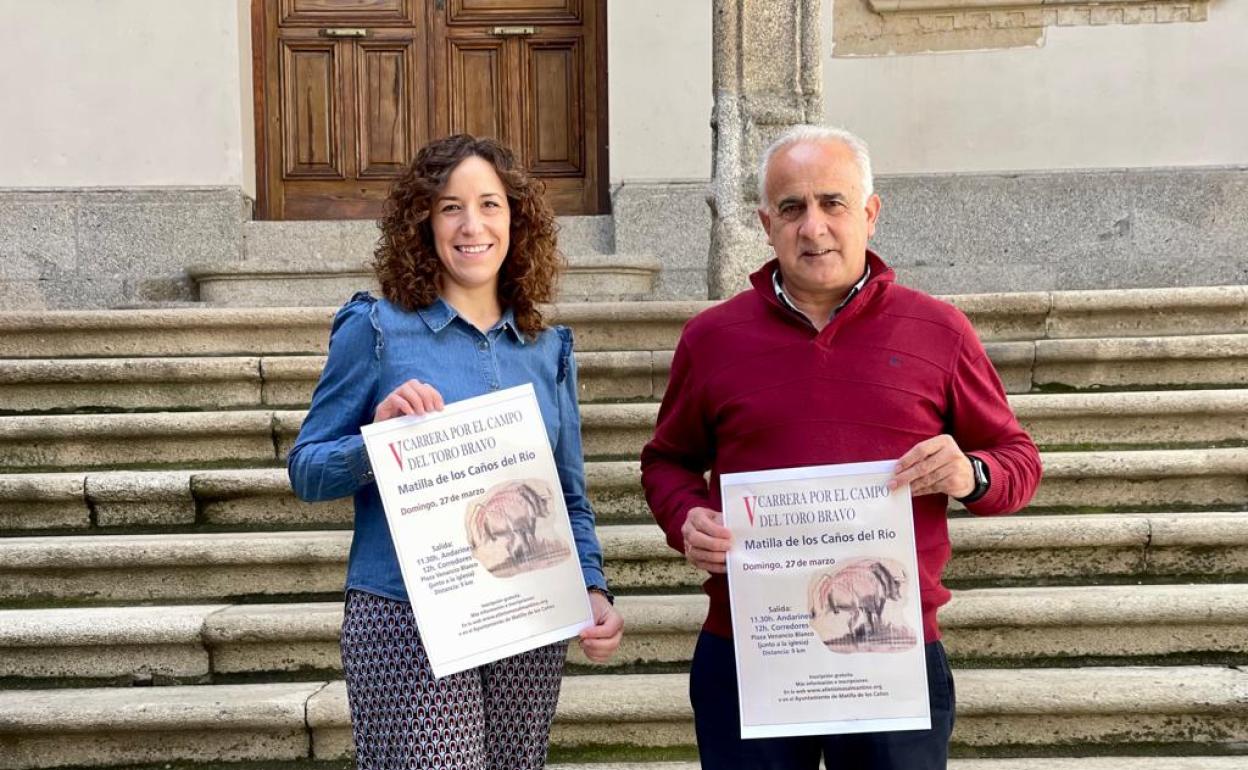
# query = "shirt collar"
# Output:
<box><xmin>772</xmin><ymin>263</ymin><xmax>872</xmax><ymax>322</ymax></box>
<box><xmin>415</xmin><ymin>296</ymin><xmax>456</xmax><ymax>333</ymax></box>
<box><xmin>416</xmin><ymin>297</ymin><xmax>525</xmax><ymax>345</ymax></box>
<box><xmin>498</xmin><ymin>307</ymin><xmax>525</xmax><ymax>345</ymax></box>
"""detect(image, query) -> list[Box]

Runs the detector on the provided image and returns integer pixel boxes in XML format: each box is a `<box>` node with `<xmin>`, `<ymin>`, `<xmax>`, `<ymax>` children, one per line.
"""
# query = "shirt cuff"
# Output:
<box><xmin>581</xmin><ymin>565</ymin><xmax>609</xmax><ymax>595</ymax></box>
<box><xmin>342</xmin><ymin>436</ymin><xmax>374</xmax><ymax>486</ymax></box>
<box><xmin>664</xmin><ymin>496</ymin><xmax>709</xmax><ymax>554</ymax></box>
<box><xmin>963</xmin><ymin>452</ymin><xmax>1008</xmax><ymax>515</ymax></box>
<box><xmin>587</xmin><ymin>585</ymin><xmax>615</xmax><ymax>605</ymax></box>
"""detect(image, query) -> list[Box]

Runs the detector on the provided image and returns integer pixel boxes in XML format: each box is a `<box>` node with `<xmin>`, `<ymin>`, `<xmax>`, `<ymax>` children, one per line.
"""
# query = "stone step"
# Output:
<box><xmin>188</xmin><ymin>253</ymin><xmax>663</xmax><ymax>306</ymax></box>
<box><xmin>217</xmin><ymin>217</ymin><xmax>642</xmax><ymax>304</ymax></box>
<box><xmin>3</xmin><ymin>389</ymin><xmax>1245</xmax><ymax>472</ymax></box>
<box><xmin>551</xmin><ymin>390</ymin><xmax>1248</xmax><ymax>457</ymax></box>
<box><xmin>4</xmin><ymin>584</ymin><xmax>1247</xmax><ymax>684</ymax></box>
<box><xmin>1031</xmin><ymin>333</ymin><xmax>1248</xmax><ymax>392</ymax></box>
<box><xmin>602</xmin><ymin>512</ymin><xmax>1248</xmax><ymax>590</ymax></box>
<box><xmin>1007</xmin><ymin>389</ymin><xmax>1248</xmax><ymax>450</ymax></box>
<box><xmin>3</xmin><ymin>334</ymin><xmax>1244</xmax><ymax>413</ymax></box>
<box><xmin>0</xmin><ymin>603</ymin><xmax>225</xmax><ymax>684</ymax></box>
<box><xmin>241</xmin><ymin>216</ymin><xmax>616</xmax><ymax>264</ymax></box>
<box><xmin>1028</xmin><ymin>447</ymin><xmax>1248</xmax><ymax>513</ymax></box>
<box><xmin>439</xmin><ymin>667</ymin><xmax>1248</xmax><ymax>753</ymax></box>
<box><xmin>0</xmin><ymin>285</ymin><xmax>1242</xmax><ymax>359</ymax></box>
<box><xmin>2</xmin><ymin>512</ymin><xmax>1246</xmax><ymax>606</ymax></box>
<box><xmin>0</xmin><ymin>350</ymin><xmax>674</xmax><ymax>413</ymax></box>
<box><xmin>939</xmin><ymin>583</ymin><xmax>1248</xmax><ymax>663</ymax></box>
<box><xmin>187</xmin><ymin>260</ymin><xmax>372</xmax><ymax>309</ymax></box>
<box><xmin>557</xmin><ymin>762</ymin><xmax>1248</xmax><ymax>770</ymax></box>
<box><xmin>2</xmin><ymin>667</ymin><xmax>1246</xmax><ymax>767</ymax></box>
<box><xmin>557</xmin><ymin>254</ymin><xmax>664</xmax><ymax>302</ymax></box>
<box><xmin>0</xmin><ymin>681</ymin><xmax>323</xmax><ymax>769</ymax></box>
<box><xmin>0</xmin><ymin>350</ymin><xmax>675</xmax><ymax>413</ymax></box>
<box><xmin>0</xmin><ymin>411</ymin><xmax>280</xmax><ymax>472</ymax></box>
<box><xmin>3</xmin><ymin>447</ymin><xmax>1245</xmax><ymax>532</ymax></box>
<box><xmin>948</xmin><ymin>763</ymin><xmax>1248</xmax><ymax>770</ymax></box>
<box><xmin>0</xmin><ymin>304</ymin><xmax>703</xmax><ymax>360</ymax></box>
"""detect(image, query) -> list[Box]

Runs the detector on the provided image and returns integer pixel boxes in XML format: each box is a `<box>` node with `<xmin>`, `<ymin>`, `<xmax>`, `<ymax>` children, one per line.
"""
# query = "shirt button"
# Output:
<box><xmin>489</xmin><ymin>382</ymin><xmax>500</xmax><ymax>390</ymax></box>
<box><xmin>478</xmin><ymin>340</ymin><xmax>488</xmax><ymax>351</ymax></box>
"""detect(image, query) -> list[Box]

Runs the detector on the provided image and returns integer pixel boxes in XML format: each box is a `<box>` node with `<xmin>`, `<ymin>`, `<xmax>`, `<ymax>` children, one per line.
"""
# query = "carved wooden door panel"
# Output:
<box><xmin>257</xmin><ymin>1</ymin><xmax>427</xmax><ymax>219</ymax></box>
<box><xmin>430</xmin><ymin>0</ymin><xmax>606</xmax><ymax>215</ymax></box>
<box><xmin>255</xmin><ymin>0</ymin><xmax>606</xmax><ymax>219</ymax></box>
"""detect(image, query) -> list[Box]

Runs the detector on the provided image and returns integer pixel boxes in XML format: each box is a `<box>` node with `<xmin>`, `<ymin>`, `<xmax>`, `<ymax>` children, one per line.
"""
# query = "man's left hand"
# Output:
<box><xmin>578</xmin><ymin>590</ymin><xmax>624</xmax><ymax>663</ymax></box>
<box><xmin>889</xmin><ymin>434</ymin><xmax>975</xmax><ymax>498</ymax></box>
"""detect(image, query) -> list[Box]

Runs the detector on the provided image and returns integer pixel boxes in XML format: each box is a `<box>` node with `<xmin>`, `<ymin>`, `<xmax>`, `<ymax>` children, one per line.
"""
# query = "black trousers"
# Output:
<box><xmin>690</xmin><ymin>631</ymin><xmax>956</xmax><ymax>770</ymax></box>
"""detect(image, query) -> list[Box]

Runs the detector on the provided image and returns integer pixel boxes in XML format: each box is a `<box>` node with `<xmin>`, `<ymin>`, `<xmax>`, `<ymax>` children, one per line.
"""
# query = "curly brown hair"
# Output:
<box><xmin>374</xmin><ymin>135</ymin><xmax>561</xmax><ymax>337</ymax></box>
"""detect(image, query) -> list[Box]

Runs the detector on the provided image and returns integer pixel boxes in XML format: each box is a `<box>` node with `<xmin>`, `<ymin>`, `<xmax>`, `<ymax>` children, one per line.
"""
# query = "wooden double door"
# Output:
<box><xmin>255</xmin><ymin>0</ymin><xmax>607</xmax><ymax>219</ymax></box>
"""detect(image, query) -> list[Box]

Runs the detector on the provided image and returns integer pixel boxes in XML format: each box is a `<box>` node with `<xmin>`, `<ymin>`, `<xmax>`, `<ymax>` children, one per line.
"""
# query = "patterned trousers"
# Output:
<box><xmin>340</xmin><ymin>589</ymin><xmax>569</xmax><ymax>770</ymax></box>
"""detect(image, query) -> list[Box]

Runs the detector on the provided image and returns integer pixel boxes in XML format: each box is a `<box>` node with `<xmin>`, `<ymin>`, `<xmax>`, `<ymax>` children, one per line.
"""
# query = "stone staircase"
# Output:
<box><xmin>185</xmin><ymin>217</ymin><xmax>663</xmax><ymax>306</ymax></box>
<box><xmin>0</xmin><ymin>285</ymin><xmax>1247</xmax><ymax>769</ymax></box>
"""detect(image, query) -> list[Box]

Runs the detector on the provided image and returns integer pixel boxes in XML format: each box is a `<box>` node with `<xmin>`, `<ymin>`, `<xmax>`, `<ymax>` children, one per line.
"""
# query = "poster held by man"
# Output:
<box><xmin>722</xmin><ymin>460</ymin><xmax>929</xmax><ymax>739</ymax></box>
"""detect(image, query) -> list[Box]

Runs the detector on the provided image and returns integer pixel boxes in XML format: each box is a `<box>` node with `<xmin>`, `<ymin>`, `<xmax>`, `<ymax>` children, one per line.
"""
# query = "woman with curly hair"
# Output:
<box><xmin>288</xmin><ymin>134</ymin><xmax>623</xmax><ymax>769</ymax></box>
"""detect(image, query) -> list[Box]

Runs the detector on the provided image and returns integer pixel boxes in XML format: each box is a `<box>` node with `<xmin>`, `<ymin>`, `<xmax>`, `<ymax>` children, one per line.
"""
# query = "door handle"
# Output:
<box><xmin>490</xmin><ymin>26</ymin><xmax>537</xmax><ymax>36</ymax></box>
<box><xmin>321</xmin><ymin>28</ymin><xmax>369</xmax><ymax>38</ymax></box>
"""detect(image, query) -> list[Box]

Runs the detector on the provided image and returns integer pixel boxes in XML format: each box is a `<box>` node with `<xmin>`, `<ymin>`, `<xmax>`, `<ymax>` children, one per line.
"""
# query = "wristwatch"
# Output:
<box><xmin>957</xmin><ymin>454</ymin><xmax>991</xmax><ymax>504</ymax></box>
<box><xmin>588</xmin><ymin>586</ymin><xmax>615</xmax><ymax>605</ymax></box>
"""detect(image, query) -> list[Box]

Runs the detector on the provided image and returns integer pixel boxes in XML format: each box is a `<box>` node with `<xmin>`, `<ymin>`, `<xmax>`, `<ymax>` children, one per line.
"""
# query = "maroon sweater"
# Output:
<box><xmin>640</xmin><ymin>252</ymin><xmax>1042</xmax><ymax>642</ymax></box>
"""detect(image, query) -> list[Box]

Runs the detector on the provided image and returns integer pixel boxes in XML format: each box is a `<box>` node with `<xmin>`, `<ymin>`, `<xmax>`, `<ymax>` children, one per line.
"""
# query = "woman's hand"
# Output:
<box><xmin>373</xmin><ymin>379</ymin><xmax>445</xmax><ymax>423</ymax></box>
<box><xmin>578</xmin><ymin>590</ymin><xmax>624</xmax><ymax>663</ymax></box>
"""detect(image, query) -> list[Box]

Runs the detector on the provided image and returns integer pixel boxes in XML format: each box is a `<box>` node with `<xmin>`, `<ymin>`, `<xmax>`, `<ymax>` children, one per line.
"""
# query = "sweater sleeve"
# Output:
<box><xmin>947</xmin><ymin>327</ymin><xmax>1043</xmax><ymax>516</ymax></box>
<box><xmin>640</xmin><ymin>335</ymin><xmax>715</xmax><ymax>554</ymax></box>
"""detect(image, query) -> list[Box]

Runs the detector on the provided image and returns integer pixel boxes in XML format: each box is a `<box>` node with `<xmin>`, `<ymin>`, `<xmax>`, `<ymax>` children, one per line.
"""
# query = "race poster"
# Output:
<box><xmin>361</xmin><ymin>383</ymin><xmax>592</xmax><ymax>678</ymax></box>
<box><xmin>720</xmin><ymin>460</ymin><xmax>929</xmax><ymax>739</ymax></box>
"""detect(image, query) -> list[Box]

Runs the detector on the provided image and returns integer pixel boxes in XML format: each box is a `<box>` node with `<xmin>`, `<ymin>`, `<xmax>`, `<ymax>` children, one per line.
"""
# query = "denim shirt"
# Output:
<box><xmin>288</xmin><ymin>292</ymin><xmax>608</xmax><ymax>602</ymax></box>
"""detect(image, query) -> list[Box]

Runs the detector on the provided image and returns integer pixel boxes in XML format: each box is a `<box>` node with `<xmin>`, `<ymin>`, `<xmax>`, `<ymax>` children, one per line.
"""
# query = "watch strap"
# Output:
<box><xmin>588</xmin><ymin>585</ymin><xmax>615</xmax><ymax>605</ymax></box>
<box><xmin>956</xmin><ymin>453</ymin><xmax>991</xmax><ymax>504</ymax></box>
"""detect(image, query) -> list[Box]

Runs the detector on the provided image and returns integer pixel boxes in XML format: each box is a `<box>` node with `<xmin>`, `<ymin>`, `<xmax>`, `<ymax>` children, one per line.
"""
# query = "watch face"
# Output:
<box><xmin>966</xmin><ymin>456</ymin><xmax>989</xmax><ymax>499</ymax></box>
<box><xmin>974</xmin><ymin>457</ymin><xmax>990</xmax><ymax>487</ymax></box>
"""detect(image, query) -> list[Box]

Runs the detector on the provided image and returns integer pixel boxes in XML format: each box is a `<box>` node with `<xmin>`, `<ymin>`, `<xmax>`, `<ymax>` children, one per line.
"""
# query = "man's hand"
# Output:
<box><xmin>681</xmin><ymin>506</ymin><xmax>732</xmax><ymax>574</ymax></box>
<box><xmin>889</xmin><ymin>434</ymin><xmax>975</xmax><ymax>498</ymax></box>
<box><xmin>373</xmin><ymin>379</ymin><xmax>445</xmax><ymax>422</ymax></box>
<box><xmin>578</xmin><ymin>590</ymin><xmax>624</xmax><ymax>663</ymax></box>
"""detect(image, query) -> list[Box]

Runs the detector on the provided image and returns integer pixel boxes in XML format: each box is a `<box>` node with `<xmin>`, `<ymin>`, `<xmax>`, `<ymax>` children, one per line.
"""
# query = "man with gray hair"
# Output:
<box><xmin>640</xmin><ymin>126</ymin><xmax>1042</xmax><ymax>768</ymax></box>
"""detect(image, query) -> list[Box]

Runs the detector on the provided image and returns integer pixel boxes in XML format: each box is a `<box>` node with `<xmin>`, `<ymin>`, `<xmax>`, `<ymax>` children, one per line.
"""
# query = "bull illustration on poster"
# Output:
<box><xmin>465</xmin><ymin>479</ymin><xmax>572</xmax><ymax>577</ymax></box>
<box><xmin>807</xmin><ymin>557</ymin><xmax>917</xmax><ymax>652</ymax></box>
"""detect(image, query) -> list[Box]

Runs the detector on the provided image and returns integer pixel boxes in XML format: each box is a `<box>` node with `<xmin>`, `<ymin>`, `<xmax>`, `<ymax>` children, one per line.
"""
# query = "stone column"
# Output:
<box><xmin>707</xmin><ymin>0</ymin><xmax>824</xmax><ymax>298</ymax></box>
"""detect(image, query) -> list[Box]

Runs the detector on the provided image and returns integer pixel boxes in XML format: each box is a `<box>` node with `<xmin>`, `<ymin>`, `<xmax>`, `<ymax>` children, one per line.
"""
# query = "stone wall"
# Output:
<box><xmin>2</xmin><ymin>168</ymin><xmax>1243</xmax><ymax>310</ymax></box>
<box><xmin>614</xmin><ymin>182</ymin><xmax>712</xmax><ymax>300</ymax></box>
<box><xmin>835</xmin><ymin>0</ymin><xmax>1210</xmax><ymax>55</ymax></box>
<box><xmin>874</xmin><ymin>167</ymin><xmax>1248</xmax><ymax>293</ymax></box>
<box><xmin>0</xmin><ymin>189</ymin><xmax>248</xmax><ymax>310</ymax></box>
<box><xmin>615</xmin><ymin>167</ymin><xmax>1248</xmax><ymax>299</ymax></box>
